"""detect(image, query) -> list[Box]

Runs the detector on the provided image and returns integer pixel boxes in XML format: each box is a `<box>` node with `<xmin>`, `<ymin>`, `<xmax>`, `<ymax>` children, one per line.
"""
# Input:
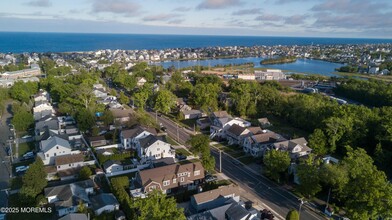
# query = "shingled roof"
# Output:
<box><xmin>121</xmin><ymin>126</ymin><xmax>157</xmax><ymax>139</ymax></box>
<box><xmin>55</xmin><ymin>154</ymin><xmax>84</xmax><ymax>166</ymax></box>
<box><xmin>192</xmin><ymin>185</ymin><xmax>240</xmax><ymax>205</ymax></box>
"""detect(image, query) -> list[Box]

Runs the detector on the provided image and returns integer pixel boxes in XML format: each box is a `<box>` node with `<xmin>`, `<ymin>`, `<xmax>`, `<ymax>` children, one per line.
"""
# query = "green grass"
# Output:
<box><xmin>238</xmin><ymin>156</ymin><xmax>256</xmax><ymax>165</ymax></box>
<box><xmin>94</xmin><ymin>212</ymin><xmax>115</xmax><ymax>220</ymax></box>
<box><xmin>178</xmin><ymin>158</ymin><xmax>200</xmax><ymax>165</ymax></box>
<box><xmin>175</xmin><ymin>148</ymin><xmax>192</xmax><ymax>156</ymax></box>
<box><xmin>108</xmin><ymin>171</ymin><xmax>136</xmax><ymax>181</ymax></box>
<box><xmin>17</xmin><ymin>142</ymin><xmax>35</xmax><ymax>157</ymax></box>
<box><xmin>228</xmin><ymin>151</ymin><xmax>246</xmax><ymax>158</ymax></box>
<box><xmin>180</xmin><ymin>119</ymin><xmax>197</xmax><ymax>129</ymax></box>
<box><xmin>335</xmin><ymin>71</ymin><xmax>392</xmax><ymax>82</ymax></box>
<box><xmin>166</xmin><ymin>136</ymin><xmax>180</xmax><ymax>146</ymax></box>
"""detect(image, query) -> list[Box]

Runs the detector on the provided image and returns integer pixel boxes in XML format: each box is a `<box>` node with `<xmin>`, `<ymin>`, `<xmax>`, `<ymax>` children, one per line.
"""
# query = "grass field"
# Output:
<box><xmin>175</xmin><ymin>148</ymin><xmax>192</xmax><ymax>156</ymax></box>
<box><xmin>17</xmin><ymin>142</ymin><xmax>35</xmax><ymax>157</ymax></box>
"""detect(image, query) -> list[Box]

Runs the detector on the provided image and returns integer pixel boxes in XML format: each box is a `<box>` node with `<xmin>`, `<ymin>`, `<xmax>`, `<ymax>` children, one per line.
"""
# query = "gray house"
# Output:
<box><xmin>191</xmin><ymin>185</ymin><xmax>240</xmax><ymax>212</ymax></box>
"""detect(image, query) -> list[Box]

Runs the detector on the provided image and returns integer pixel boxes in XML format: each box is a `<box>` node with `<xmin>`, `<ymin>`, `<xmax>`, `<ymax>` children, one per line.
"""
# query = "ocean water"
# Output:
<box><xmin>0</xmin><ymin>32</ymin><xmax>392</xmax><ymax>53</ymax></box>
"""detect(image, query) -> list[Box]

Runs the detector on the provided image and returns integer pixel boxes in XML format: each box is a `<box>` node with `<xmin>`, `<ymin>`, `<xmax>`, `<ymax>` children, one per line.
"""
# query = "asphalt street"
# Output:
<box><xmin>0</xmin><ymin>102</ymin><xmax>13</xmax><ymax>209</ymax></box>
<box><xmin>211</xmin><ymin>148</ymin><xmax>325</xmax><ymax>220</ymax></box>
<box><xmin>146</xmin><ymin>111</ymin><xmax>191</xmax><ymax>145</ymax></box>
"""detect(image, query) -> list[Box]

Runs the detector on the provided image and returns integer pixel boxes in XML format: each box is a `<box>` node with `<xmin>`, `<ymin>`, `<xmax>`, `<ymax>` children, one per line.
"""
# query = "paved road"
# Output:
<box><xmin>211</xmin><ymin>148</ymin><xmax>325</xmax><ymax>220</ymax></box>
<box><xmin>146</xmin><ymin>111</ymin><xmax>191</xmax><ymax>145</ymax></box>
<box><xmin>0</xmin><ymin>102</ymin><xmax>13</xmax><ymax>209</ymax></box>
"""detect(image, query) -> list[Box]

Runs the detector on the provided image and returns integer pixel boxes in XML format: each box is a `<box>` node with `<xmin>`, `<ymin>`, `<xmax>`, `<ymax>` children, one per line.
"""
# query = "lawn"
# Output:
<box><xmin>178</xmin><ymin>158</ymin><xmax>200</xmax><ymax>165</ymax></box>
<box><xmin>166</xmin><ymin>135</ymin><xmax>180</xmax><ymax>146</ymax></box>
<box><xmin>175</xmin><ymin>148</ymin><xmax>192</xmax><ymax>156</ymax></box>
<box><xmin>17</xmin><ymin>142</ymin><xmax>36</xmax><ymax>157</ymax></box>
<box><xmin>108</xmin><ymin>171</ymin><xmax>136</xmax><ymax>181</ymax></box>
<box><xmin>180</xmin><ymin>119</ymin><xmax>197</xmax><ymax>129</ymax></box>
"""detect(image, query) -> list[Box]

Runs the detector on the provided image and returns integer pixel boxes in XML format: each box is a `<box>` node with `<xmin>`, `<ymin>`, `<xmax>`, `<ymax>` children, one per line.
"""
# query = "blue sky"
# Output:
<box><xmin>0</xmin><ymin>0</ymin><xmax>391</xmax><ymax>38</ymax></box>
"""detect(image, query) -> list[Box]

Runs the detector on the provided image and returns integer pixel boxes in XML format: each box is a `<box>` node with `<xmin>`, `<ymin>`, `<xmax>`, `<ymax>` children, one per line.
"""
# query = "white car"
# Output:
<box><xmin>15</xmin><ymin>165</ymin><xmax>29</xmax><ymax>173</ymax></box>
<box><xmin>21</xmin><ymin>135</ymin><xmax>32</xmax><ymax>139</ymax></box>
<box><xmin>23</xmin><ymin>151</ymin><xmax>34</xmax><ymax>157</ymax></box>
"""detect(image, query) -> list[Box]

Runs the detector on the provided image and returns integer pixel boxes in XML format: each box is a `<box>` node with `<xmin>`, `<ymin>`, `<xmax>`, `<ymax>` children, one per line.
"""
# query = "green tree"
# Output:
<box><xmin>76</xmin><ymin>109</ymin><xmax>96</xmax><ymax>132</ymax></box>
<box><xmin>263</xmin><ymin>150</ymin><xmax>290</xmax><ymax>183</ymax></box>
<box><xmin>308</xmin><ymin>129</ymin><xmax>328</xmax><ymax>155</ymax></box>
<box><xmin>102</xmin><ymin>109</ymin><xmax>114</xmax><ymax>126</ymax></box>
<box><xmin>187</xmin><ymin>135</ymin><xmax>215</xmax><ymax>172</ymax></box>
<box><xmin>133</xmin><ymin>190</ymin><xmax>186</xmax><ymax>220</ymax></box>
<box><xmin>79</xmin><ymin>166</ymin><xmax>92</xmax><ymax>180</ymax></box>
<box><xmin>153</xmin><ymin>89</ymin><xmax>176</xmax><ymax>114</ymax></box>
<box><xmin>19</xmin><ymin>158</ymin><xmax>47</xmax><ymax>205</ymax></box>
<box><xmin>77</xmin><ymin>200</ymin><xmax>88</xmax><ymax>214</ymax></box>
<box><xmin>119</xmin><ymin>91</ymin><xmax>129</xmax><ymax>105</ymax></box>
<box><xmin>297</xmin><ymin>158</ymin><xmax>322</xmax><ymax>198</ymax></box>
<box><xmin>340</xmin><ymin>147</ymin><xmax>392</xmax><ymax>219</ymax></box>
<box><xmin>191</xmin><ymin>83</ymin><xmax>220</xmax><ymax>112</ymax></box>
<box><xmin>286</xmin><ymin>209</ymin><xmax>299</xmax><ymax>220</ymax></box>
<box><xmin>319</xmin><ymin>163</ymin><xmax>348</xmax><ymax>194</ymax></box>
<box><xmin>9</xmin><ymin>81</ymin><xmax>39</xmax><ymax>103</ymax></box>
<box><xmin>11</xmin><ymin>108</ymin><xmax>34</xmax><ymax>131</ymax></box>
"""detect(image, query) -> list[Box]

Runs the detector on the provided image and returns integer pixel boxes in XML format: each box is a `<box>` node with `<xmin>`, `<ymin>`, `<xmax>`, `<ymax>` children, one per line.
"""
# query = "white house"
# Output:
<box><xmin>33</xmin><ymin>101</ymin><xmax>55</xmax><ymax>120</ymax></box>
<box><xmin>38</xmin><ymin>136</ymin><xmax>72</xmax><ymax>165</ymax></box>
<box><xmin>210</xmin><ymin>116</ymin><xmax>251</xmax><ymax>140</ymax></box>
<box><xmin>136</xmin><ymin>77</ymin><xmax>147</xmax><ymax>87</ymax></box>
<box><xmin>225</xmin><ymin>124</ymin><xmax>251</xmax><ymax>146</ymax></box>
<box><xmin>90</xmin><ymin>193</ymin><xmax>119</xmax><ymax>215</ymax></box>
<box><xmin>103</xmin><ymin>160</ymin><xmax>123</xmax><ymax>174</ymax></box>
<box><xmin>120</xmin><ymin>126</ymin><xmax>157</xmax><ymax>149</ymax></box>
<box><xmin>272</xmin><ymin>138</ymin><xmax>312</xmax><ymax>159</ymax></box>
<box><xmin>242</xmin><ymin>131</ymin><xmax>286</xmax><ymax>157</ymax></box>
<box><xmin>137</xmin><ymin>135</ymin><xmax>174</xmax><ymax>163</ymax></box>
<box><xmin>34</xmin><ymin>90</ymin><xmax>50</xmax><ymax>103</ymax></box>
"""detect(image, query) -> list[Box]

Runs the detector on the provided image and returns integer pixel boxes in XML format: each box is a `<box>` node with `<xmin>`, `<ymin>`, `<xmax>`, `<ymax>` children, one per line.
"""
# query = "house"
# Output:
<box><xmin>131</xmin><ymin>161</ymin><xmax>204</xmax><ymax>196</ymax></box>
<box><xmin>35</xmin><ymin>116</ymin><xmax>59</xmax><ymax>137</ymax></box>
<box><xmin>38</xmin><ymin>136</ymin><xmax>72</xmax><ymax>165</ymax></box>
<box><xmin>196</xmin><ymin>118</ymin><xmax>211</xmax><ymax>130</ymax></box>
<box><xmin>257</xmin><ymin>118</ymin><xmax>272</xmax><ymax>128</ymax></box>
<box><xmin>137</xmin><ymin>135</ymin><xmax>175</xmax><ymax>162</ymax></box>
<box><xmin>191</xmin><ymin>185</ymin><xmax>240</xmax><ymax>212</ymax></box>
<box><xmin>210</xmin><ymin>113</ymin><xmax>251</xmax><ymax>140</ymax></box>
<box><xmin>242</xmin><ymin>131</ymin><xmax>286</xmax><ymax>157</ymax></box>
<box><xmin>188</xmin><ymin>203</ymin><xmax>233</xmax><ymax>220</ymax></box>
<box><xmin>1</xmin><ymin>67</ymin><xmax>41</xmax><ymax>79</ymax></box>
<box><xmin>33</xmin><ymin>100</ymin><xmax>55</xmax><ymax>120</ymax></box>
<box><xmin>115</xmin><ymin>211</ymin><xmax>126</xmax><ymax>220</ymax></box>
<box><xmin>226</xmin><ymin>124</ymin><xmax>251</xmax><ymax>146</ymax></box>
<box><xmin>181</xmin><ymin>109</ymin><xmax>203</xmax><ymax>120</ymax></box>
<box><xmin>90</xmin><ymin>193</ymin><xmax>119</xmax><ymax>215</ymax></box>
<box><xmin>225</xmin><ymin>202</ymin><xmax>258</xmax><ymax>220</ymax></box>
<box><xmin>110</xmin><ymin>108</ymin><xmax>135</xmax><ymax>124</ymax></box>
<box><xmin>272</xmin><ymin>137</ymin><xmax>312</xmax><ymax>159</ymax></box>
<box><xmin>89</xmin><ymin>136</ymin><xmax>107</xmax><ymax>147</ymax></box>
<box><xmin>120</xmin><ymin>126</ymin><xmax>157</xmax><ymax>149</ymax></box>
<box><xmin>55</xmin><ymin>154</ymin><xmax>85</xmax><ymax>171</ymax></box>
<box><xmin>58</xmin><ymin>213</ymin><xmax>88</xmax><ymax>220</ymax></box>
<box><xmin>255</xmin><ymin>69</ymin><xmax>286</xmax><ymax>80</ymax></box>
<box><xmin>34</xmin><ymin>90</ymin><xmax>50</xmax><ymax>102</ymax></box>
<box><xmin>93</xmin><ymin>88</ymin><xmax>108</xmax><ymax>99</ymax></box>
<box><xmin>63</xmin><ymin>125</ymin><xmax>79</xmax><ymax>135</ymax></box>
<box><xmin>103</xmin><ymin>160</ymin><xmax>123</xmax><ymax>174</ymax></box>
<box><xmin>44</xmin><ymin>180</ymin><xmax>95</xmax><ymax>217</ymax></box>
<box><xmin>136</xmin><ymin>77</ymin><xmax>147</xmax><ymax>87</ymax></box>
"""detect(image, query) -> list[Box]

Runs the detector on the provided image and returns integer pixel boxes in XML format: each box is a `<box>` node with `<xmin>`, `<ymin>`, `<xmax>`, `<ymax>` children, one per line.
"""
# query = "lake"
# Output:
<box><xmin>154</xmin><ymin>57</ymin><xmax>344</xmax><ymax>77</ymax></box>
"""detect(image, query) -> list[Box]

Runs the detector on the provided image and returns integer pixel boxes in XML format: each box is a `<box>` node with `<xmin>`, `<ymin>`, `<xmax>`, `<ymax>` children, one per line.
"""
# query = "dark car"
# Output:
<box><xmin>260</xmin><ymin>209</ymin><xmax>274</xmax><ymax>220</ymax></box>
<box><xmin>161</xmin><ymin>126</ymin><xmax>167</xmax><ymax>132</ymax></box>
<box><xmin>5</xmin><ymin>146</ymin><xmax>10</xmax><ymax>156</ymax></box>
<box><xmin>176</xmin><ymin>154</ymin><xmax>187</xmax><ymax>161</ymax></box>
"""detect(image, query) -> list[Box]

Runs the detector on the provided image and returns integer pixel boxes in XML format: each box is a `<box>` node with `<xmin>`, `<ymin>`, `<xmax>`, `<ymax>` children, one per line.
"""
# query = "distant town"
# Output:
<box><xmin>0</xmin><ymin>42</ymin><xmax>392</xmax><ymax>220</ymax></box>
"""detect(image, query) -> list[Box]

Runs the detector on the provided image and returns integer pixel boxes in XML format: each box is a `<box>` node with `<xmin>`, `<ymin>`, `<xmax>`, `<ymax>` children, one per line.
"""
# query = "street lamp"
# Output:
<box><xmin>298</xmin><ymin>198</ymin><xmax>307</xmax><ymax>219</ymax></box>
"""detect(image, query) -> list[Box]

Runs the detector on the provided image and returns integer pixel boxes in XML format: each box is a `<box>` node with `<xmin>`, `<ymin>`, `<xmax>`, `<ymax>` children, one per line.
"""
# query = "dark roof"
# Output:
<box><xmin>121</xmin><ymin>126</ymin><xmax>157</xmax><ymax>139</ymax></box>
<box><xmin>225</xmin><ymin>203</ymin><xmax>251</xmax><ymax>220</ymax></box>
<box><xmin>90</xmin><ymin>193</ymin><xmax>119</xmax><ymax>210</ymax></box>
<box><xmin>89</xmin><ymin>136</ymin><xmax>106</xmax><ymax>141</ymax></box>
<box><xmin>212</xmin><ymin>111</ymin><xmax>231</xmax><ymax>118</ymax></box>
<box><xmin>226</xmin><ymin>124</ymin><xmax>247</xmax><ymax>136</ymax></box>
<box><xmin>110</xmin><ymin>108</ymin><xmax>135</xmax><ymax>118</ymax></box>
<box><xmin>192</xmin><ymin>185</ymin><xmax>239</xmax><ymax>205</ymax></box>
<box><xmin>139</xmin><ymin>134</ymin><xmax>160</xmax><ymax>149</ymax></box>
<box><xmin>58</xmin><ymin>214</ymin><xmax>88</xmax><ymax>220</ymax></box>
<box><xmin>153</xmin><ymin>157</ymin><xmax>176</xmax><ymax>168</ymax></box>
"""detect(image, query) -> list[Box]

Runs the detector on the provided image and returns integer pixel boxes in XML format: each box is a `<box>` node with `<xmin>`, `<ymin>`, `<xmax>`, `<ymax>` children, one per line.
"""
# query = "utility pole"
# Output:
<box><xmin>219</xmin><ymin>150</ymin><xmax>222</xmax><ymax>173</ymax></box>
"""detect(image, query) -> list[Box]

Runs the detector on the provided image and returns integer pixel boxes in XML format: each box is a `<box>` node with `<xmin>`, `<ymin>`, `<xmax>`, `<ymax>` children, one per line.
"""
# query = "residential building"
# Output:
<box><xmin>0</xmin><ymin>66</ymin><xmax>41</xmax><ymax>79</ymax></box>
<box><xmin>110</xmin><ymin>108</ymin><xmax>135</xmax><ymax>124</ymax></box>
<box><xmin>272</xmin><ymin>137</ymin><xmax>312</xmax><ymax>159</ymax></box>
<box><xmin>89</xmin><ymin>136</ymin><xmax>107</xmax><ymax>147</ymax></box>
<box><xmin>120</xmin><ymin>126</ymin><xmax>157</xmax><ymax>149</ymax></box>
<box><xmin>225</xmin><ymin>202</ymin><xmax>258</xmax><ymax>220</ymax></box>
<box><xmin>242</xmin><ymin>131</ymin><xmax>286</xmax><ymax>157</ymax></box>
<box><xmin>33</xmin><ymin>100</ymin><xmax>55</xmax><ymax>121</ymax></box>
<box><xmin>210</xmin><ymin>111</ymin><xmax>251</xmax><ymax>140</ymax></box>
<box><xmin>181</xmin><ymin>109</ymin><xmax>203</xmax><ymax>120</ymax></box>
<box><xmin>38</xmin><ymin>136</ymin><xmax>72</xmax><ymax>165</ymax></box>
<box><xmin>257</xmin><ymin>118</ymin><xmax>272</xmax><ymax>128</ymax></box>
<box><xmin>191</xmin><ymin>185</ymin><xmax>240</xmax><ymax>212</ymax></box>
<box><xmin>255</xmin><ymin>69</ymin><xmax>286</xmax><ymax>80</ymax></box>
<box><xmin>44</xmin><ymin>180</ymin><xmax>95</xmax><ymax>217</ymax></box>
<box><xmin>131</xmin><ymin>161</ymin><xmax>204</xmax><ymax>196</ymax></box>
<box><xmin>90</xmin><ymin>193</ymin><xmax>119</xmax><ymax>215</ymax></box>
<box><xmin>58</xmin><ymin>214</ymin><xmax>88</xmax><ymax>220</ymax></box>
<box><xmin>136</xmin><ymin>77</ymin><xmax>147</xmax><ymax>87</ymax></box>
<box><xmin>55</xmin><ymin>154</ymin><xmax>85</xmax><ymax>171</ymax></box>
<box><xmin>137</xmin><ymin>135</ymin><xmax>175</xmax><ymax>162</ymax></box>
<box><xmin>103</xmin><ymin>160</ymin><xmax>123</xmax><ymax>174</ymax></box>
<box><xmin>226</xmin><ymin>124</ymin><xmax>251</xmax><ymax>146</ymax></box>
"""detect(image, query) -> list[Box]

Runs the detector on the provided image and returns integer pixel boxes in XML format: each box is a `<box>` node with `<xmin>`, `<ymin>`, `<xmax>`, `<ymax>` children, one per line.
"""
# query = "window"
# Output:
<box><xmin>56</xmin><ymin>146</ymin><xmax>59</xmax><ymax>149</ymax></box>
<box><xmin>194</xmin><ymin>170</ymin><xmax>200</xmax><ymax>176</ymax></box>
<box><xmin>163</xmin><ymin>180</ymin><xmax>170</xmax><ymax>186</ymax></box>
<box><xmin>149</xmin><ymin>185</ymin><xmax>156</xmax><ymax>191</ymax></box>
<box><xmin>57</xmin><ymin>166</ymin><xmax>60</xmax><ymax>168</ymax></box>
<box><xmin>69</xmin><ymin>164</ymin><xmax>71</xmax><ymax>167</ymax></box>
<box><xmin>173</xmin><ymin>178</ymin><xmax>176</xmax><ymax>183</ymax></box>
<box><xmin>157</xmin><ymin>148</ymin><xmax>160</xmax><ymax>151</ymax></box>
<box><xmin>46</xmin><ymin>154</ymin><xmax>49</xmax><ymax>157</ymax></box>
<box><xmin>180</xmin><ymin>177</ymin><xmax>184</xmax><ymax>182</ymax></box>
<box><xmin>54</xmin><ymin>153</ymin><xmax>56</xmax><ymax>156</ymax></box>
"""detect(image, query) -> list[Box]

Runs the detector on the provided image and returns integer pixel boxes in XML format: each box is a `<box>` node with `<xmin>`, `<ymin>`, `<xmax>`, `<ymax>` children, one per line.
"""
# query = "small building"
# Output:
<box><xmin>110</xmin><ymin>108</ymin><xmax>135</xmax><ymax>124</ymax></box>
<box><xmin>120</xmin><ymin>125</ymin><xmax>157</xmax><ymax>149</ymax></box>
<box><xmin>55</xmin><ymin>154</ymin><xmax>85</xmax><ymax>171</ymax></box>
<box><xmin>103</xmin><ymin>160</ymin><xmax>123</xmax><ymax>174</ymax></box>
<box><xmin>181</xmin><ymin>109</ymin><xmax>203</xmax><ymax>120</ymax></box>
<box><xmin>225</xmin><ymin>202</ymin><xmax>258</xmax><ymax>220</ymax></box>
<box><xmin>191</xmin><ymin>185</ymin><xmax>240</xmax><ymax>212</ymax></box>
<box><xmin>89</xmin><ymin>136</ymin><xmax>107</xmax><ymax>147</ymax></box>
<box><xmin>272</xmin><ymin>137</ymin><xmax>312</xmax><ymax>159</ymax></box>
<box><xmin>38</xmin><ymin>136</ymin><xmax>72</xmax><ymax>165</ymax></box>
<box><xmin>90</xmin><ymin>193</ymin><xmax>119</xmax><ymax>215</ymax></box>
<box><xmin>257</xmin><ymin>118</ymin><xmax>272</xmax><ymax>128</ymax></box>
<box><xmin>58</xmin><ymin>213</ymin><xmax>88</xmax><ymax>220</ymax></box>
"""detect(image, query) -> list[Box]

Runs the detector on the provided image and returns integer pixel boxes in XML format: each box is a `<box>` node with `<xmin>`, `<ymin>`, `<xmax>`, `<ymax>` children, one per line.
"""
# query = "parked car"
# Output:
<box><xmin>161</xmin><ymin>126</ymin><xmax>167</xmax><ymax>132</ymax></box>
<box><xmin>23</xmin><ymin>151</ymin><xmax>34</xmax><ymax>157</ymax></box>
<box><xmin>260</xmin><ymin>209</ymin><xmax>274</xmax><ymax>220</ymax></box>
<box><xmin>176</xmin><ymin>154</ymin><xmax>187</xmax><ymax>161</ymax></box>
<box><xmin>21</xmin><ymin>135</ymin><xmax>32</xmax><ymax>139</ymax></box>
<box><xmin>205</xmin><ymin>175</ymin><xmax>218</xmax><ymax>183</ymax></box>
<box><xmin>15</xmin><ymin>165</ymin><xmax>29</xmax><ymax>173</ymax></box>
<box><xmin>5</xmin><ymin>146</ymin><xmax>10</xmax><ymax>156</ymax></box>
